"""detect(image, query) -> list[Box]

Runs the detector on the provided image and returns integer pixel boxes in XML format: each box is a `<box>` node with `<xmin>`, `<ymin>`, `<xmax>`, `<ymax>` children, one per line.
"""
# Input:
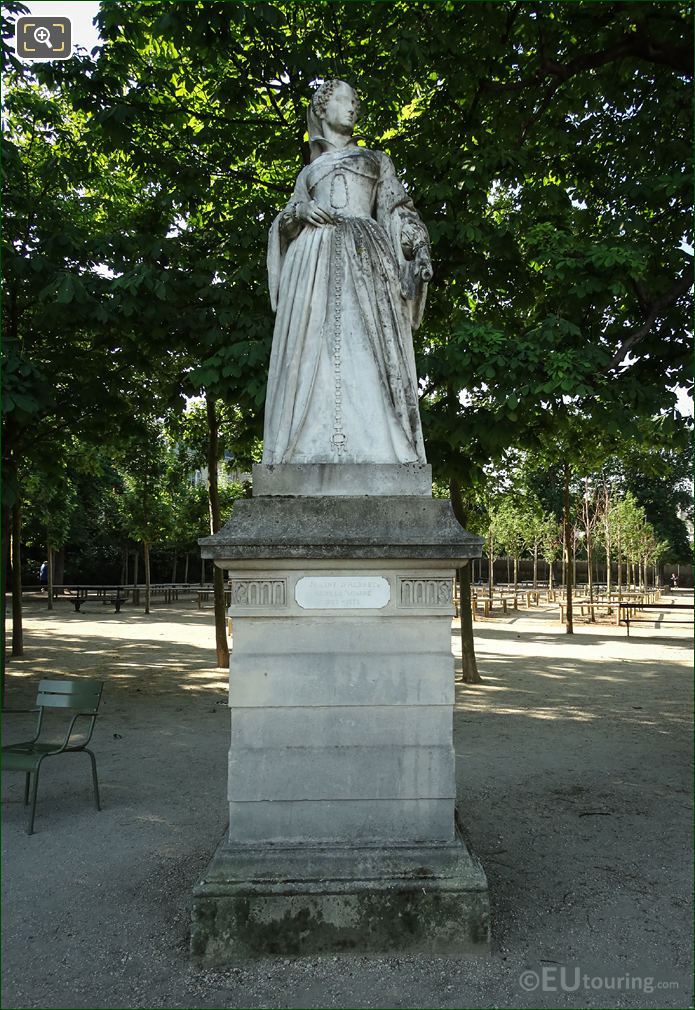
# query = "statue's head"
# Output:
<box><xmin>311</xmin><ymin>80</ymin><xmax>361</xmax><ymax>128</ymax></box>
<box><xmin>307</xmin><ymin>80</ymin><xmax>360</xmax><ymax>157</ymax></box>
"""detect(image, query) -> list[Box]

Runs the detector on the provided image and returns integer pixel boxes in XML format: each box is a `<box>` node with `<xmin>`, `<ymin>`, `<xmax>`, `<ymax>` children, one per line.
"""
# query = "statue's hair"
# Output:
<box><xmin>310</xmin><ymin>79</ymin><xmax>361</xmax><ymax>121</ymax></box>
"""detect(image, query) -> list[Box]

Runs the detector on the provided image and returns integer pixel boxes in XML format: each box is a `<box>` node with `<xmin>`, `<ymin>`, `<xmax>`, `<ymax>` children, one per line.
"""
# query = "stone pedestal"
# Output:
<box><xmin>192</xmin><ymin>466</ymin><xmax>488</xmax><ymax>963</ymax></box>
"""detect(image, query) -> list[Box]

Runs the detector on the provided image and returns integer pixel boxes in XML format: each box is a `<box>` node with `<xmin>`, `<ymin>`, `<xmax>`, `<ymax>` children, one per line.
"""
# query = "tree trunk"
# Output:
<box><xmin>11</xmin><ymin>500</ymin><xmax>23</xmax><ymax>656</ymax></box>
<box><xmin>457</xmin><ymin>564</ymin><xmax>480</xmax><ymax>684</ymax></box>
<box><xmin>586</xmin><ymin>539</ymin><xmax>594</xmax><ymax>618</ymax></box>
<box><xmin>133</xmin><ymin>549</ymin><xmax>139</xmax><ymax>606</ymax></box>
<box><xmin>562</xmin><ymin>461</ymin><xmax>573</xmax><ymax>634</ymax></box>
<box><xmin>450</xmin><ymin>479</ymin><xmax>481</xmax><ymax>683</ymax></box>
<box><xmin>533</xmin><ymin>545</ymin><xmax>538</xmax><ymax>589</ymax></box>
<box><xmin>606</xmin><ymin>547</ymin><xmax>612</xmax><ymax>598</ymax></box>
<box><xmin>1</xmin><ymin>496</ymin><xmax>9</xmax><ymax>698</ymax></box>
<box><xmin>143</xmin><ymin>540</ymin><xmax>151</xmax><ymax>614</ymax></box>
<box><xmin>506</xmin><ymin>555</ymin><xmax>511</xmax><ymax>585</ymax></box>
<box><xmin>487</xmin><ymin>533</ymin><xmax>494</xmax><ymax>601</ymax></box>
<box><xmin>184</xmin><ymin>551</ymin><xmax>190</xmax><ymax>584</ymax></box>
<box><xmin>206</xmin><ymin>395</ymin><xmax>230</xmax><ymax>669</ymax></box>
<box><xmin>513</xmin><ymin>556</ymin><xmax>518</xmax><ymax>594</ymax></box>
<box><xmin>54</xmin><ymin>547</ymin><xmax>65</xmax><ymax>594</ymax></box>
<box><xmin>47</xmin><ymin>541</ymin><xmax>54</xmax><ymax>611</ymax></box>
<box><xmin>171</xmin><ymin>549</ymin><xmax>178</xmax><ymax>584</ymax></box>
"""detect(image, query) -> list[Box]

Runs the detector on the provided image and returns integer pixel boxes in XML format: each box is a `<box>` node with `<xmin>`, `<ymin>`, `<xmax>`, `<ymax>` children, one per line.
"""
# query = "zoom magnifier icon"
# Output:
<box><xmin>16</xmin><ymin>16</ymin><xmax>71</xmax><ymax>60</ymax></box>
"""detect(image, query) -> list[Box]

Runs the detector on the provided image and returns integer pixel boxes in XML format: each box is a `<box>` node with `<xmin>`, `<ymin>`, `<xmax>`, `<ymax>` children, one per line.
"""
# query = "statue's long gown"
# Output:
<box><xmin>263</xmin><ymin>145</ymin><xmax>429</xmax><ymax>465</ymax></box>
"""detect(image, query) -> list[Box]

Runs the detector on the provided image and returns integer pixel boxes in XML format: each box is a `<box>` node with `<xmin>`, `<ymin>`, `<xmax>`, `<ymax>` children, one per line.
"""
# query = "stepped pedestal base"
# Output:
<box><xmin>191</xmin><ymin>838</ymin><xmax>490</xmax><ymax>964</ymax></box>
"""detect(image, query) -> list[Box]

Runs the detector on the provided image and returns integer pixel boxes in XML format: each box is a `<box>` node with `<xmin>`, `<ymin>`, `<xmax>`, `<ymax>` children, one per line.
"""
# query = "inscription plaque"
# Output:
<box><xmin>295</xmin><ymin>576</ymin><xmax>390</xmax><ymax>610</ymax></box>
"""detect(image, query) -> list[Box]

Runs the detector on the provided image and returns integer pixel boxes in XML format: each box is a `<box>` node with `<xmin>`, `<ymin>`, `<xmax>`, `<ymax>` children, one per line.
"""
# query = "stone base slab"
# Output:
<box><xmin>191</xmin><ymin>837</ymin><xmax>490</xmax><ymax>964</ymax></box>
<box><xmin>200</xmin><ymin>496</ymin><xmax>484</xmax><ymax>562</ymax></box>
<box><xmin>252</xmin><ymin>463</ymin><xmax>432</xmax><ymax>497</ymax></box>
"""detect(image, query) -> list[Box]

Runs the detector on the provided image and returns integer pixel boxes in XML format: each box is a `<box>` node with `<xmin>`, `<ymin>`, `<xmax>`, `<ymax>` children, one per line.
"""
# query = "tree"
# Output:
<box><xmin>607</xmin><ymin>493</ymin><xmax>647</xmax><ymax>591</ymax></box>
<box><xmin>1</xmin><ymin>10</ymin><xmax>191</xmax><ymax>659</ymax></box>
<box><xmin>538</xmin><ymin>512</ymin><xmax>563</xmax><ymax>591</ymax></box>
<box><xmin>22</xmin><ymin>458</ymin><xmax>78</xmax><ymax>610</ymax></box>
<box><xmin>116</xmin><ymin>417</ymin><xmax>172</xmax><ymax>614</ymax></box>
<box><xmin>576</xmin><ymin>478</ymin><xmax>603</xmax><ymax>611</ymax></box>
<box><xmin>525</xmin><ymin>500</ymin><xmax>549</xmax><ymax>590</ymax></box>
<box><xmin>165</xmin><ymin>397</ymin><xmax>257</xmax><ymax>665</ymax></box>
<box><xmin>490</xmin><ymin>496</ymin><xmax>533</xmax><ymax>595</ymax></box>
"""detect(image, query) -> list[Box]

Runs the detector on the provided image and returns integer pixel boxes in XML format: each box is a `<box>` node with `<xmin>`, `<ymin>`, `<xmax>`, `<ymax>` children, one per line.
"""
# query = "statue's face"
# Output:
<box><xmin>323</xmin><ymin>82</ymin><xmax>359</xmax><ymax>134</ymax></box>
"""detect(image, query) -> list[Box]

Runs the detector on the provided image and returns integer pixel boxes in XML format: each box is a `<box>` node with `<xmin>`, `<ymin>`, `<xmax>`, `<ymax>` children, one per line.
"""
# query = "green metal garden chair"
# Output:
<box><xmin>2</xmin><ymin>678</ymin><xmax>103</xmax><ymax>834</ymax></box>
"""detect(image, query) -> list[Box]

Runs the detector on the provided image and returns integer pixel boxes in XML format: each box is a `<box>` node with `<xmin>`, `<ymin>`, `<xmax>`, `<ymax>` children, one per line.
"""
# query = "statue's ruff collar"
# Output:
<box><xmin>309</xmin><ymin>134</ymin><xmax>369</xmax><ymax>157</ymax></box>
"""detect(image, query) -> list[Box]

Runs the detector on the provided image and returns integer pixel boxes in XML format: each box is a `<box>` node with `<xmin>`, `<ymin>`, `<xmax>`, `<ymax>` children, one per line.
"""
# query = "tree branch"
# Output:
<box><xmin>486</xmin><ymin>19</ymin><xmax>693</xmax><ymax>97</ymax></box>
<box><xmin>606</xmin><ymin>268</ymin><xmax>693</xmax><ymax>372</ymax></box>
<box><xmin>518</xmin><ymin>78</ymin><xmax>562</xmax><ymax>146</ymax></box>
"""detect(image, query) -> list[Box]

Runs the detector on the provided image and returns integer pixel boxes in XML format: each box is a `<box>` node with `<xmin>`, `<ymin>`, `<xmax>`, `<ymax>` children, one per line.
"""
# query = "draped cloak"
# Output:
<box><xmin>263</xmin><ymin>145</ymin><xmax>429</xmax><ymax>465</ymax></box>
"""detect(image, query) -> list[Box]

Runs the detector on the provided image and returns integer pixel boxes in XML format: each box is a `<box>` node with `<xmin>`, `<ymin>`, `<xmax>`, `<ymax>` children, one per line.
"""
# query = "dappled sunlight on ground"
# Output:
<box><xmin>452</xmin><ymin>598</ymin><xmax>693</xmax><ymax>731</ymax></box>
<box><xmin>3</xmin><ymin>590</ymin><xmax>692</xmax><ymax>1009</ymax></box>
<box><xmin>5</xmin><ymin>596</ymin><xmax>228</xmax><ymax>697</ymax></box>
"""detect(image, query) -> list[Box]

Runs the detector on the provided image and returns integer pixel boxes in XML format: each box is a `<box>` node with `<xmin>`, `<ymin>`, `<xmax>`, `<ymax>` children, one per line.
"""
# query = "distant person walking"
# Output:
<box><xmin>670</xmin><ymin>573</ymin><xmax>679</xmax><ymax>591</ymax></box>
<box><xmin>39</xmin><ymin>560</ymin><xmax>48</xmax><ymax>592</ymax></box>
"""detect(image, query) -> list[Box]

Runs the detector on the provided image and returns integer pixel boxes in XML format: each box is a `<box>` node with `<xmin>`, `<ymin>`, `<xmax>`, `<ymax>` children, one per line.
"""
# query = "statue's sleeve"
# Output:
<box><xmin>376</xmin><ymin>154</ymin><xmax>431</xmax><ymax>329</ymax></box>
<box><xmin>267</xmin><ymin>169</ymin><xmax>311</xmax><ymax>312</ymax></box>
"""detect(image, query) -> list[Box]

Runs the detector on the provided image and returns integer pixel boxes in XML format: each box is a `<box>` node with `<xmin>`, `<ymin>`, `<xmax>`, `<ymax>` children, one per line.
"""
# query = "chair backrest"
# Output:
<box><xmin>36</xmin><ymin>679</ymin><xmax>103</xmax><ymax>713</ymax></box>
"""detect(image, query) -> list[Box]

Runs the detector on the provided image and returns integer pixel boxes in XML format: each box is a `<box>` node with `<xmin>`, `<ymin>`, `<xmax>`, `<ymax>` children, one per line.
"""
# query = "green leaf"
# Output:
<box><xmin>56</xmin><ymin>275</ymin><xmax>74</xmax><ymax>304</ymax></box>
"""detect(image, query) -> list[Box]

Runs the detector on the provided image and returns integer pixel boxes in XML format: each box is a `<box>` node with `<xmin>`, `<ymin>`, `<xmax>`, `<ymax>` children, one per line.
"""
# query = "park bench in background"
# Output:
<box><xmin>469</xmin><ymin>589</ymin><xmax>542</xmax><ymax>620</ymax></box>
<box><xmin>71</xmin><ymin>585</ymin><xmax>125</xmax><ymax>613</ymax></box>
<box><xmin>470</xmin><ymin>592</ymin><xmax>519</xmax><ymax>619</ymax></box>
<box><xmin>559</xmin><ymin>590</ymin><xmax>663</xmax><ymax>625</ymax></box>
<box><xmin>49</xmin><ymin>585</ymin><xmax>126</xmax><ymax>612</ymax></box>
<box><xmin>2</xmin><ymin>679</ymin><xmax>103</xmax><ymax>834</ymax></box>
<box><xmin>48</xmin><ymin>583</ymin><xmax>203</xmax><ymax>608</ymax></box>
<box><xmin>197</xmin><ymin>587</ymin><xmax>232</xmax><ymax>609</ymax></box>
<box><xmin>620</xmin><ymin>601</ymin><xmax>694</xmax><ymax>637</ymax></box>
<box><xmin>560</xmin><ymin>599</ymin><xmax>635</xmax><ymax>625</ymax></box>
<box><xmin>148</xmin><ymin>583</ymin><xmax>181</xmax><ymax>603</ymax></box>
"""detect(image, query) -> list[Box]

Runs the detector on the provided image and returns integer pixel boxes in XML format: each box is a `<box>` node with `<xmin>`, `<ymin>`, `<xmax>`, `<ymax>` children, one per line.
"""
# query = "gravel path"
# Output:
<box><xmin>2</xmin><ymin>593</ymin><xmax>692</xmax><ymax>1009</ymax></box>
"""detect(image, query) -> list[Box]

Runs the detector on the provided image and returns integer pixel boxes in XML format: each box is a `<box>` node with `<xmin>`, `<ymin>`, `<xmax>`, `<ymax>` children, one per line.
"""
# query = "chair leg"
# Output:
<box><xmin>27</xmin><ymin>762</ymin><xmax>42</xmax><ymax>835</ymax></box>
<box><xmin>86</xmin><ymin>749</ymin><xmax>101</xmax><ymax>810</ymax></box>
<box><xmin>24</xmin><ymin>773</ymin><xmax>31</xmax><ymax>806</ymax></box>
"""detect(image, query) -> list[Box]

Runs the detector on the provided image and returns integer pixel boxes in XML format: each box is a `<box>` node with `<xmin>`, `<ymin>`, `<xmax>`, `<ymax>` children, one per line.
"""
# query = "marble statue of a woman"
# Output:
<box><xmin>263</xmin><ymin>80</ymin><xmax>433</xmax><ymax>465</ymax></box>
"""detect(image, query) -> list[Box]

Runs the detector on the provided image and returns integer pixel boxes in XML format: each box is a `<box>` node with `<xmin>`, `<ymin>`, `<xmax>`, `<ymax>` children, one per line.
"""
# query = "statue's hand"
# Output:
<box><xmin>297</xmin><ymin>201</ymin><xmax>335</xmax><ymax>227</ymax></box>
<box><xmin>415</xmin><ymin>245</ymin><xmax>433</xmax><ymax>283</ymax></box>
